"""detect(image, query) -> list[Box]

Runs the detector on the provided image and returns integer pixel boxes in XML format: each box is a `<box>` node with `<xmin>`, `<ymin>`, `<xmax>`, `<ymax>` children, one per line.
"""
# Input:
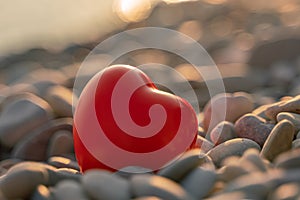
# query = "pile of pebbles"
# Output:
<box><xmin>0</xmin><ymin>0</ymin><xmax>300</xmax><ymax>199</ymax></box>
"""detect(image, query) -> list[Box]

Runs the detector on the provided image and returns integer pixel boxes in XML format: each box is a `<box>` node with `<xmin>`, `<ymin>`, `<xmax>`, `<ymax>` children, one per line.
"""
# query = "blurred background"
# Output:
<box><xmin>1</xmin><ymin>0</ymin><xmax>300</xmax><ymax>106</ymax></box>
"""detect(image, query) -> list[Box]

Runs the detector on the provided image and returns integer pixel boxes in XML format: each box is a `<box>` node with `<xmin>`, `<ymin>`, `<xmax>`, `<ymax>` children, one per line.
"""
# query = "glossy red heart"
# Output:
<box><xmin>73</xmin><ymin>65</ymin><xmax>198</xmax><ymax>172</ymax></box>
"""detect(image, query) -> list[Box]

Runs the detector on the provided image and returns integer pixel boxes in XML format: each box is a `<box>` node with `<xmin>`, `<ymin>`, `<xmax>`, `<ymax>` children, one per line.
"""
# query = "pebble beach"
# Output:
<box><xmin>1</xmin><ymin>0</ymin><xmax>300</xmax><ymax>199</ymax></box>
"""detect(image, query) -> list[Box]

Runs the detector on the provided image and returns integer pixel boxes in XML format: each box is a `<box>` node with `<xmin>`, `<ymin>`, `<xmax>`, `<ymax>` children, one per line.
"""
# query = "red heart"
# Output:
<box><xmin>73</xmin><ymin>65</ymin><xmax>198</xmax><ymax>172</ymax></box>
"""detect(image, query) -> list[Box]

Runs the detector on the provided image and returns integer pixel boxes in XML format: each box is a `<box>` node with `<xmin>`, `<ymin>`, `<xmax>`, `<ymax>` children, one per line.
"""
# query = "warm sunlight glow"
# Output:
<box><xmin>115</xmin><ymin>0</ymin><xmax>152</xmax><ymax>22</ymax></box>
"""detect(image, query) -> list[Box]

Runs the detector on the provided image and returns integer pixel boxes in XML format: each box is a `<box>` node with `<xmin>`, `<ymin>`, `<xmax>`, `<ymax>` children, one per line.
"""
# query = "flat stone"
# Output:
<box><xmin>12</xmin><ymin>118</ymin><xmax>73</xmax><ymax>161</ymax></box>
<box><xmin>277</xmin><ymin>112</ymin><xmax>300</xmax><ymax>131</ymax></box>
<box><xmin>210</xmin><ymin>121</ymin><xmax>236</xmax><ymax>145</ymax></box>
<box><xmin>234</xmin><ymin>114</ymin><xmax>274</xmax><ymax>147</ymax></box>
<box><xmin>158</xmin><ymin>148</ymin><xmax>213</xmax><ymax>182</ymax></box>
<box><xmin>207</xmin><ymin>138</ymin><xmax>261</xmax><ymax>168</ymax></box>
<box><xmin>53</xmin><ymin>180</ymin><xmax>88</xmax><ymax>200</ymax></box>
<box><xmin>265</xmin><ymin>95</ymin><xmax>300</xmax><ymax>120</ymax></box>
<box><xmin>47</xmin><ymin>156</ymin><xmax>79</xmax><ymax>171</ymax></box>
<box><xmin>0</xmin><ymin>93</ymin><xmax>53</xmax><ymax>147</ymax></box>
<box><xmin>260</xmin><ymin>120</ymin><xmax>295</xmax><ymax>161</ymax></box>
<box><xmin>203</xmin><ymin>92</ymin><xmax>254</xmax><ymax>132</ymax></box>
<box><xmin>181</xmin><ymin>167</ymin><xmax>216</xmax><ymax>199</ymax></box>
<box><xmin>82</xmin><ymin>169</ymin><xmax>130</xmax><ymax>200</ymax></box>
<box><xmin>131</xmin><ymin>174</ymin><xmax>195</xmax><ymax>200</ymax></box>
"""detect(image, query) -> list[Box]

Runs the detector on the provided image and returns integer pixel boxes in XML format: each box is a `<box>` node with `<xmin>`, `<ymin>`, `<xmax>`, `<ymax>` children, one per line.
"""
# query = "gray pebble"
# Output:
<box><xmin>158</xmin><ymin>148</ymin><xmax>213</xmax><ymax>182</ymax></box>
<box><xmin>196</xmin><ymin>135</ymin><xmax>214</xmax><ymax>153</ymax></box>
<box><xmin>181</xmin><ymin>167</ymin><xmax>217</xmax><ymax>199</ymax></box>
<box><xmin>0</xmin><ymin>93</ymin><xmax>53</xmax><ymax>147</ymax></box>
<box><xmin>207</xmin><ymin>138</ymin><xmax>261</xmax><ymax>168</ymax></box>
<box><xmin>240</xmin><ymin>148</ymin><xmax>268</xmax><ymax>172</ymax></box>
<box><xmin>53</xmin><ymin>180</ymin><xmax>88</xmax><ymax>200</ymax></box>
<box><xmin>292</xmin><ymin>139</ymin><xmax>300</xmax><ymax>149</ymax></box>
<box><xmin>12</xmin><ymin>118</ymin><xmax>73</xmax><ymax>161</ymax></box>
<box><xmin>82</xmin><ymin>169</ymin><xmax>130</xmax><ymax>200</ymax></box>
<box><xmin>210</xmin><ymin>121</ymin><xmax>236</xmax><ymax>145</ymax></box>
<box><xmin>131</xmin><ymin>174</ymin><xmax>195</xmax><ymax>200</ymax></box>
<box><xmin>260</xmin><ymin>120</ymin><xmax>295</xmax><ymax>161</ymax></box>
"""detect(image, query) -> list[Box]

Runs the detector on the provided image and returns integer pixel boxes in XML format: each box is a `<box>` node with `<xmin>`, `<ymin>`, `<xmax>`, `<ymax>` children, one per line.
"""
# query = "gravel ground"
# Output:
<box><xmin>0</xmin><ymin>0</ymin><xmax>300</xmax><ymax>199</ymax></box>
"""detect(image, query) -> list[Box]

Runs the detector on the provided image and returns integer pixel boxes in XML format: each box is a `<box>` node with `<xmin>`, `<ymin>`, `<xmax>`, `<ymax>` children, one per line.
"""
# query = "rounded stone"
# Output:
<box><xmin>277</xmin><ymin>112</ymin><xmax>300</xmax><ymax>131</ymax></box>
<box><xmin>158</xmin><ymin>148</ymin><xmax>213</xmax><ymax>182</ymax></box>
<box><xmin>234</xmin><ymin>114</ymin><xmax>274</xmax><ymax>147</ymax></box>
<box><xmin>47</xmin><ymin>156</ymin><xmax>79</xmax><ymax>171</ymax></box>
<box><xmin>196</xmin><ymin>135</ymin><xmax>214</xmax><ymax>153</ymax></box>
<box><xmin>47</xmin><ymin>130</ymin><xmax>74</xmax><ymax>158</ymax></box>
<box><xmin>203</xmin><ymin>92</ymin><xmax>254</xmax><ymax>132</ymax></box>
<box><xmin>31</xmin><ymin>185</ymin><xmax>52</xmax><ymax>200</ymax></box>
<box><xmin>292</xmin><ymin>139</ymin><xmax>300</xmax><ymax>149</ymax></box>
<box><xmin>210</xmin><ymin>121</ymin><xmax>236</xmax><ymax>145</ymax></box>
<box><xmin>274</xmin><ymin>148</ymin><xmax>300</xmax><ymax>169</ymax></box>
<box><xmin>207</xmin><ymin>138</ymin><xmax>261</xmax><ymax>168</ymax></box>
<box><xmin>269</xmin><ymin>183</ymin><xmax>300</xmax><ymax>200</ymax></box>
<box><xmin>260</xmin><ymin>120</ymin><xmax>295</xmax><ymax>161</ymax></box>
<box><xmin>53</xmin><ymin>180</ymin><xmax>88</xmax><ymax>200</ymax></box>
<box><xmin>181</xmin><ymin>167</ymin><xmax>216</xmax><ymax>199</ymax></box>
<box><xmin>130</xmin><ymin>174</ymin><xmax>194</xmax><ymax>200</ymax></box>
<box><xmin>82</xmin><ymin>169</ymin><xmax>130</xmax><ymax>200</ymax></box>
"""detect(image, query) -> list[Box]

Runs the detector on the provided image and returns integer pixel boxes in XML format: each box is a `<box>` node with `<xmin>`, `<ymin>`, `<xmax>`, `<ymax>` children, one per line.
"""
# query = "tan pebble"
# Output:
<box><xmin>203</xmin><ymin>92</ymin><xmax>254</xmax><ymax>132</ymax></box>
<box><xmin>260</xmin><ymin>120</ymin><xmax>295</xmax><ymax>161</ymax></box>
<box><xmin>265</xmin><ymin>95</ymin><xmax>300</xmax><ymax>120</ymax></box>
<box><xmin>45</xmin><ymin>85</ymin><xmax>75</xmax><ymax>117</ymax></box>
<box><xmin>277</xmin><ymin>112</ymin><xmax>300</xmax><ymax>131</ymax></box>
<box><xmin>207</xmin><ymin>138</ymin><xmax>260</xmax><ymax>168</ymax></box>
<box><xmin>269</xmin><ymin>183</ymin><xmax>300</xmax><ymax>200</ymax></box>
<box><xmin>274</xmin><ymin>148</ymin><xmax>300</xmax><ymax>169</ymax></box>
<box><xmin>47</xmin><ymin>130</ymin><xmax>74</xmax><ymax>157</ymax></box>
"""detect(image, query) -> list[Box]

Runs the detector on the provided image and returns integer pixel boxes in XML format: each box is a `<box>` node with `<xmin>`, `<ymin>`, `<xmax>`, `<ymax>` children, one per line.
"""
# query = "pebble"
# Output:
<box><xmin>132</xmin><ymin>197</ymin><xmax>163</xmax><ymax>200</ymax></box>
<box><xmin>292</xmin><ymin>139</ymin><xmax>300</xmax><ymax>149</ymax></box>
<box><xmin>181</xmin><ymin>167</ymin><xmax>216</xmax><ymax>199</ymax></box>
<box><xmin>218</xmin><ymin>164</ymin><xmax>249</xmax><ymax>182</ymax></box>
<box><xmin>0</xmin><ymin>93</ymin><xmax>53</xmax><ymax>147</ymax></box>
<box><xmin>265</xmin><ymin>95</ymin><xmax>300</xmax><ymax>120</ymax></box>
<box><xmin>158</xmin><ymin>149</ymin><xmax>213</xmax><ymax>182</ymax></box>
<box><xmin>197</xmin><ymin>126</ymin><xmax>206</xmax><ymax>137</ymax></box>
<box><xmin>53</xmin><ymin>180</ymin><xmax>88</xmax><ymax>200</ymax></box>
<box><xmin>12</xmin><ymin>118</ymin><xmax>73</xmax><ymax>161</ymax></box>
<box><xmin>131</xmin><ymin>174</ymin><xmax>195</xmax><ymax>200</ymax></box>
<box><xmin>207</xmin><ymin>138</ymin><xmax>261</xmax><ymax>168</ymax></box>
<box><xmin>268</xmin><ymin>183</ymin><xmax>300</xmax><ymax>200</ymax></box>
<box><xmin>234</xmin><ymin>113</ymin><xmax>274</xmax><ymax>147</ymax></box>
<box><xmin>196</xmin><ymin>135</ymin><xmax>214</xmax><ymax>152</ymax></box>
<box><xmin>277</xmin><ymin>112</ymin><xmax>300</xmax><ymax>131</ymax></box>
<box><xmin>45</xmin><ymin>85</ymin><xmax>75</xmax><ymax>117</ymax></box>
<box><xmin>31</xmin><ymin>184</ymin><xmax>52</xmax><ymax>200</ymax></box>
<box><xmin>206</xmin><ymin>191</ymin><xmax>252</xmax><ymax>200</ymax></box>
<box><xmin>203</xmin><ymin>92</ymin><xmax>254</xmax><ymax>132</ymax></box>
<box><xmin>47</xmin><ymin>130</ymin><xmax>74</xmax><ymax>158</ymax></box>
<box><xmin>240</xmin><ymin>148</ymin><xmax>267</xmax><ymax>172</ymax></box>
<box><xmin>210</xmin><ymin>121</ymin><xmax>236</xmax><ymax>145</ymax></box>
<box><xmin>274</xmin><ymin>148</ymin><xmax>300</xmax><ymax>169</ymax></box>
<box><xmin>260</xmin><ymin>120</ymin><xmax>295</xmax><ymax>161</ymax></box>
<box><xmin>0</xmin><ymin>162</ymin><xmax>54</xmax><ymax>199</ymax></box>
<box><xmin>47</xmin><ymin>156</ymin><xmax>79</xmax><ymax>171</ymax></box>
<box><xmin>82</xmin><ymin>169</ymin><xmax>130</xmax><ymax>200</ymax></box>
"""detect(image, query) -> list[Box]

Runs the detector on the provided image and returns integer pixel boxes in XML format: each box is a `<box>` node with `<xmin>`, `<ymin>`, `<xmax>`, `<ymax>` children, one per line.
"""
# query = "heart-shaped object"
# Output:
<box><xmin>73</xmin><ymin>65</ymin><xmax>198</xmax><ymax>172</ymax></box>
